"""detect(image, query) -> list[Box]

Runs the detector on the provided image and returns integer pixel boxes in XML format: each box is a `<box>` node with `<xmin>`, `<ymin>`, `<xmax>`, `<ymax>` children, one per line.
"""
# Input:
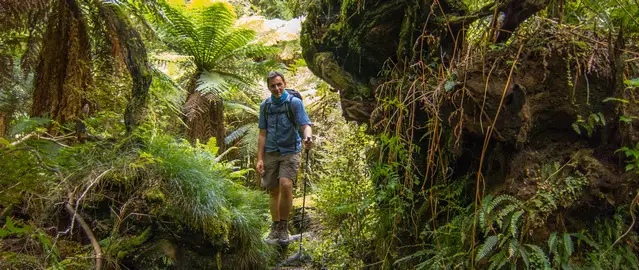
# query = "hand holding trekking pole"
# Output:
<box><xmin>303</xmin><ymin>136</ymin><xmax>313</xmax><ymax>150</ymax></box>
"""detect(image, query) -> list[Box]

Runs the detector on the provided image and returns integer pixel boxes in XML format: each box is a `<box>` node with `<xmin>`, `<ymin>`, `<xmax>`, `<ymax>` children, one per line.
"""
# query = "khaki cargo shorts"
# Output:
<box><xmin>261</xmin><ymin>151</ymin><xmax>301</xmax><ymax>190</ymax></box>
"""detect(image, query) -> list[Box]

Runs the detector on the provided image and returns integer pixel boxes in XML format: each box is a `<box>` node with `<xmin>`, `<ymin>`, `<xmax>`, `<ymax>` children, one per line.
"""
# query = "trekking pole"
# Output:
<box><xmin>281</xmin><ymin>147</ymin><xmax>312</xmax><ymax>266</ymax></box>
<box><xmin>298</xmin><ymin>148</ymin><xmax>310</xmax><ymax>253</ymax></box>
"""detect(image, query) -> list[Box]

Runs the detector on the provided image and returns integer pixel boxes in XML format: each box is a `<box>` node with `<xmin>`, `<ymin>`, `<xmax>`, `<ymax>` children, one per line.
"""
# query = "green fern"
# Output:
<box><xmin>526</xmin><ymin>244</ymin><xmax>551</xmax><ymax>270</ymax></box>
<box><xmin>488</xmin><ymin>249</ymin><xmax>507</xmax><ymax>270</ymax></box>
<box><xmin>509</xmin><ymin>211</ymin><xmax>524</xmax><ymax>238</ymax></box>
<box><xmin>476</xmin><ymin>235</ymin><xmax>498</xmax><ymax>262</ymax></box>
<box><xmin>487</xmin><ymin>194</ymin><xmax>519</xmax><ymax>214</ymax></box>
<box><xmin>563</xmin><ymin>233</ymin><xmax>574</xmax><ymax>257</ymax></box>
<box><xmin>549</xmin><ymin>232</ymin><xmax>558</xmax><ymax>254</ymax></box>
<box><xmin>520</xmin><ymin>245</ymin><xmax>531</xmax><ymax>269</ymax></box>
<box><xmin>496</xmin><ymin>204</ymin><xmax>518</xmax><ymax>229</ymax></box>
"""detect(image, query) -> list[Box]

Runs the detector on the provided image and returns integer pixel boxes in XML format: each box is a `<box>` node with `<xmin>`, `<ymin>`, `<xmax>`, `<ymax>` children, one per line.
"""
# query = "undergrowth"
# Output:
<box><xmin>0</xmin><ymin>122</ymin><xmax>276</xmax><ymax>269</ymax></box>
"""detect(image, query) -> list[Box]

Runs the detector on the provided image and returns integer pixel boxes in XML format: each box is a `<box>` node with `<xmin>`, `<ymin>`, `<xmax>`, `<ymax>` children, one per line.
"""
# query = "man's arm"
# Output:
<box><xmin>257</xmin><ymin>129</ymin><xmax>267</xmax><ymax>175</ymax></box>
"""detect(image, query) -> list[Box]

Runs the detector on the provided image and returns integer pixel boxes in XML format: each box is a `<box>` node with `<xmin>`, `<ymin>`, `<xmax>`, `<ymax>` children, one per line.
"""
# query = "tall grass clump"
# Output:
<box><xmin>141</xmin><ymin>130</ymin><xmax>277</xmax><ymax>266</ymax></box>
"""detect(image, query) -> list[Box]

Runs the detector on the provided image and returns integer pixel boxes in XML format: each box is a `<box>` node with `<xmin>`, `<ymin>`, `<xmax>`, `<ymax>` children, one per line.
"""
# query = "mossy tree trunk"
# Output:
<box><xmin>183</xmin><ymin>71</ymin><xmax>225</xmax><ymax>150</ymax></box>
<box><xmin>97</xmin><ymin>2</ymin><xmax>152</xmax><ymax>134</ymax></box>
<box><xmin>0</xmin><ymin>111</ymin><xmax>5</xmax><ymax>136</ymax></box>
<box><xmin>32</xmin><ymin>0</ymin><xmax>92</xmax><ymax>126</ymax></box>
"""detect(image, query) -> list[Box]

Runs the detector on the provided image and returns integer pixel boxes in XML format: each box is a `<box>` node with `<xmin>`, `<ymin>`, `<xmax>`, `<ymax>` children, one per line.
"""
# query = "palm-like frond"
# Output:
<box><xmin>225</xmin><ymin>125</ymin><xmax>250</xmax><ymax>145</ymax></box>
<box><xmin>225</xmin><ymin>124</ymin><xmax>259</xmax><ymax>157</ymax></box>
<box><xmin>157</xmin><ymin>2</ymin><xmax>278</xmax><ymax>92</ymax></box>
<box><xmin>225</xmin><ymin>101</ymin><xmax>259</xmax><ymax>117</ymax></box>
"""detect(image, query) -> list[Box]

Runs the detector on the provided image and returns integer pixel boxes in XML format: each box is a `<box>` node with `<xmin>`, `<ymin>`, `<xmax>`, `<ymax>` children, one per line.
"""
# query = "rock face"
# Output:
<box><xmin>301</xmin><ymin>0</ymin><xmax>638</xmax><ymax>236</ymax></box>
<box><xmin>301</xmin><ymin>0</ymin><xmax>552</xmax><ymax>123</ymax></box>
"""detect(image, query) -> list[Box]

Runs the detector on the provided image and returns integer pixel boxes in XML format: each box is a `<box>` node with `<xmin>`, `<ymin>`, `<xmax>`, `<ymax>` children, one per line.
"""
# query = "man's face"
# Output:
<box><xmin>268</xmin><ymin>76</ymin><xmax>286</xmax><ymax>98</ymax></box>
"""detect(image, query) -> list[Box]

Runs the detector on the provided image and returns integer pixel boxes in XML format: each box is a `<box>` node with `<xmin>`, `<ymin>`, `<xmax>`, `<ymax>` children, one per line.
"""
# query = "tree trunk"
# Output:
<box><xmin>97</xmin><ymin>2</ymin><xmax>152</xmax><ymax>134</ymax></box>
<box><xmin>31</xmin><ymin>0</ymin><xmax>92</xmax><ymax>126</ymax></box>
<box><xmin>0</xmin><ymin>112</ymin><xmax>5</xmax><ymax>136</ymax></box>
<box><xmin>183</xmin><ymin>71</ymin><xmax>225</xmax><ymax>150</ymax></box>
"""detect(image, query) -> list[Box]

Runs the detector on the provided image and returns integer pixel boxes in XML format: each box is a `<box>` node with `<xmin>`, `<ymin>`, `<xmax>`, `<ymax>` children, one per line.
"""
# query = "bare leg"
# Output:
<box><xmin>269</xmin><ymin>187</ymin><xmax>280</xmax><ymax>222</ymax></box>
<box><xmin>279</xmin><ymin>178</ymin><xmax>293</xmax><ymax>220</ymax></box>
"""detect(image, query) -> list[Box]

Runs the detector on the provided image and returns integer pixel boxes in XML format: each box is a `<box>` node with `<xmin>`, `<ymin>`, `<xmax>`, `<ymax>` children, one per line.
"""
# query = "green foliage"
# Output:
<box><xmin>8</xmin><ymin>115</ymin><xmax>51</xmax><ymax>136</ymax></box>
<box><xmin>572</xmin><ymin>112</ymin><xmax>606</xmax><ymax>137</ymax></box>
<box><xmin>1</xmin><ymin>122</ymin><xmax>277</xmax><ymax>267</ymax></box>
<box><xmin>0</xmin><ymin>217</ymin><xmax>61</xmax><ymax>268</ymax></box>
<box><xmin>312</xmin><ymin>120</ymin><xmax>376</xmax><ymax>268</ymax></box>
<box><xmin>616</xmin><ymin>142</ymin><xmax>639</xmax><ymax>172</ymax></box>
<box><xmin>584</xmin><ymin>214</ymin><xmax>639</xmax><ymax>269</ymax></box>
<box><xmin>157</xmin><ymin>2</ymin><xmax>280</xmax><ymax>94</ymax></box>
<box><xmin>527</xmin><ymin>161</ymin><xmax>589</xmax><ymax>226</ymax></box>
<box><xmin>126</xmin><ymin>130</ymin><xmax>275</xmax><ymax>266</ymax></box>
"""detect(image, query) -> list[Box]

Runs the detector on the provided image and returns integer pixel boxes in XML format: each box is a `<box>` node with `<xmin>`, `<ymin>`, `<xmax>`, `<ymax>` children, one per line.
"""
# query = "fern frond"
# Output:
<box><xmin>520</xmin><ymin>245</ymin><xmax>531</xmax><ymax>269</ymax></box>
<box><xmin>208</xmin><ymin>29</ymin><xmax>256</xmax><ymax>63</ymax></box>
<box><xmin>238</xmin><ymin>125</ymin><xmax>259</xmax><ymax>157</ymax></box>
<box><xmin>161</xmin><ymin>4</ymin><xmax>199</xmax><ymax>40</ymax></box>
<box><xmin>549</xmin><ymin>232</ymin><xmax>558</xmax><ymax>254</ymax></box>
<box><xmin>482</xmin><ymin>194</ymin><xmax>494</xmax><ymax>211</ymax></box>
<box><xmin>488</xmin><ymin>249</ymin><xmax>507</xmax><ymax>270</ymax></box>
<box><xmin>526</xmin><ymin>244</ymin><xmax>551</xmax><ymax>270</ymax></box>
<box><xmin>569</xmin><ymin>232</ymin><xmax>598</xmax><ymax>249</ymax></box>
<box><xmin>497</xmin><ymin>204</ymin><xmax>518</xmax><ymax>229</ymax></box>
<box><xmin>623</xmin><ymin>246</ymin><xmax>639</xmax><ymax>269</ymax></box>
<box><xmin>198</xmin><ymin>2</ymin><xmax>236</xmax><ymax>29</ymax></box>
<box><xmin>225</xmin><ymin>125</ymin><xmax>250</xmax><ymax>145</ymax></box>
<box><xmin>476</xmin><ymin>235</ymin><xmax>498</xmax><ymax>262</ymax></box>
<box><xmin>563</xmin><ymin>233</ymin><xmax>574</xmax><ymax>257</ymax></box>
<box><xmin>509</xmin><ymin>211</ymin><xmax>524</xmax><ymax>238</ymax></box>
<box><xmin>488</xmin><ymin>194</ymin><xmax>519</xmax><ymax>214</ymax></box>
<box><xmin>508</xmin><ymin>239</ymin><xmax>519</xmax><ymax>258</ymax></box>
<box><xmin>195</xmin><ymin>70</ymin><xmax>229</xmax><ymax>95</ymax></box>
<box><xmin>224</xmin><ymin>101</ymin><xmax>259</xmax><ymax>117</ymax></box>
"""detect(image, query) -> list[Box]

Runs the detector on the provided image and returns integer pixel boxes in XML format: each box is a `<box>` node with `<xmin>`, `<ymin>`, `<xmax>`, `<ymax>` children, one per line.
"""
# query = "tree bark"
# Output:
<box><xmin>97</xmin><ymin>2</ymin><xmax>152</xmax><ymax>134</ymax></box>
<box><xmin>31</xmin><ymin>0</ymin><xmax>92</xmax><ymax>126</ymax></box>
<box><xmin>0</xmin><ymin>112</ymin><xmax>5</xmax><ymax>136</ymax></box>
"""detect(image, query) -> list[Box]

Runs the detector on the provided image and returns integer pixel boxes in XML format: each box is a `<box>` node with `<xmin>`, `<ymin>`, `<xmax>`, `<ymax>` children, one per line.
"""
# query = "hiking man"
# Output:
<box><xmin>257</xmin><ymin>71</ymin><xmax>313</xmax><ymax>243</ymax></box>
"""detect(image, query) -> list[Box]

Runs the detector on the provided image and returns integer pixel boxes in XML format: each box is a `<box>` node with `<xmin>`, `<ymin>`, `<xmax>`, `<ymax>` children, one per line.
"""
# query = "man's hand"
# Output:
<box><xmin>256</xmin><ymin>159</ymin><xmax>265</xmax><ymax>175</ymax></box>
<box><xmin>303</xmin><ymin>136</ymin><xmax>313</xmax><ymax>149</ymax></box>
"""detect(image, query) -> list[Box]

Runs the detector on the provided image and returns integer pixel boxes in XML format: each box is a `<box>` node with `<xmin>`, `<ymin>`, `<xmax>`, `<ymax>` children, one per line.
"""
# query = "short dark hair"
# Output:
<box><xmin>266</xmin><ymin>71</ymin><xmax>286</xmax><ymax>85</ymax></box>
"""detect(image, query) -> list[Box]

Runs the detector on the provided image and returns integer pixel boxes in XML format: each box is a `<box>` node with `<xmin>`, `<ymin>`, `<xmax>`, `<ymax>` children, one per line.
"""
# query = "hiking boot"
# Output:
<box><xmin>279</xmin><ymin>220</ymin><xmax>289</xmax><ymax>242</ymax></box>
<box><xmin>266</xmin><ymin>221</ymin><xmax>279</xmax><ymax>242</ymax></box>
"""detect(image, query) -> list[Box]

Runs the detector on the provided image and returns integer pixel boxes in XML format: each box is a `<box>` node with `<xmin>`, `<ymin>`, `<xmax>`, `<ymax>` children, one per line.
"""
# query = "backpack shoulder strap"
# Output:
<box><xmin>285</xmin><ymin>95</ymin><xmax>299</xmax><ymax>129</ymax></box>
<box><xmin>262</xmin><ymin>98</ymin><xmax>272</xmax><ymax>119</ymax></box>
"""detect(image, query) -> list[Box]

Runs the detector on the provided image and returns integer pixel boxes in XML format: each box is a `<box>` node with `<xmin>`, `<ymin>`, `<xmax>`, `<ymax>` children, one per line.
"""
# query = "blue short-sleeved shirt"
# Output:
<box><xmin>258</xmin><ymin>94</ymin><xmax>311</xmax><ymax>155</ymax></box>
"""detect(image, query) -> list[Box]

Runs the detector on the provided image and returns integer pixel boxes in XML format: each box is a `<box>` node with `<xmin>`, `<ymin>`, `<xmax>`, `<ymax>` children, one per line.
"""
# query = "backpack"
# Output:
<box><xmin>264</xmin><ymin>89</ymin><xmax>302</xmax><ymax>132</ymax></box>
